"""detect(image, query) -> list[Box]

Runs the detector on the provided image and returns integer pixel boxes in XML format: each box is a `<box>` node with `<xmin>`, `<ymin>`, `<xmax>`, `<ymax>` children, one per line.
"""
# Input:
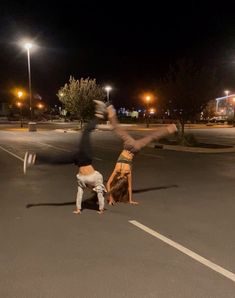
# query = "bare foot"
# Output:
<box><xmin>97</xmin><ymin>209</ymin><xmax>104</xmax><ymax>215</ymax></box>
<box><xmin>107</xmin><ymin>197</ymin><xmax>115</xmax><ymax>205</ymax></box>
<box><xmin>166</xmin><ymin>124</ymin><xmax>178</xmax><ymax>134</ymax></box>
<box><xmin>129</xmin><ymin>200</ymin><xmax>139</xmax><ymax>205</ymax></box>
<box><xmin>73</xmin><ymin>210</ymin><xmax>81</xmax><ymax>214</ymax></box>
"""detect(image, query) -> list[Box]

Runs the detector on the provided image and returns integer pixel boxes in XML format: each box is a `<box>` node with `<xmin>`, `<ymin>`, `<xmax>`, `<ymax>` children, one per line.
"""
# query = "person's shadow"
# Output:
<box><xmin>26</xmin><ymin>185</ymin><xmax>178</xmax><ymax>209</ymax></box>
<box><xmin>133</xmin><ymin>184</ymin><xmax>178</xmax><ymax>194</ymax></box>
<box><xmin>26</xmin><ymin>194</ymin><xmax>100</xmax><ymax>211</ymax></box>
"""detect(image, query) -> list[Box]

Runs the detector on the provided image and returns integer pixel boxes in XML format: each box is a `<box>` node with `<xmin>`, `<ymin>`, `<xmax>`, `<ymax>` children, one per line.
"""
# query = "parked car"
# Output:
<box><xmin>209</xmin><ymin>116</ymin><xmax>227</xmax><ymax>123</ymax></box>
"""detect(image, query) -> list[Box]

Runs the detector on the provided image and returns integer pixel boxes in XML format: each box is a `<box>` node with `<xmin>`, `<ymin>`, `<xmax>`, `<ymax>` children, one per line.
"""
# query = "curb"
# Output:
<box><xmin>150</xmin><ymin>143</ymin><xmax>235</xmax><ymax>153</ymax></box>
<box><xmin>55</xmin><ymin>129</ymin><xmax>79</xmax><ymax>133</ymax></box>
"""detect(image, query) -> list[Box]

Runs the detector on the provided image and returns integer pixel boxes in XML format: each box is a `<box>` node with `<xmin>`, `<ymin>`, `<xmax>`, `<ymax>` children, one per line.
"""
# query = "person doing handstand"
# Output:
<box><xmin>94</xmin><ymin>100</ymin><xmax>177</xmax><ymax>205</ymax></box>
<box><xmin>23</xmin><ymin>119</ymin><xmax>106</xmax><ymax>214</ymax></box>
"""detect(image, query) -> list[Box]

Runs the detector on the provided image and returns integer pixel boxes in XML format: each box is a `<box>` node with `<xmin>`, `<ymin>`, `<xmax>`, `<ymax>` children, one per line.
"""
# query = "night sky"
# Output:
<box><xmin>0</xmin><ymin>1</ymin><xmax>235</xmax><ymax>108</ymax></box>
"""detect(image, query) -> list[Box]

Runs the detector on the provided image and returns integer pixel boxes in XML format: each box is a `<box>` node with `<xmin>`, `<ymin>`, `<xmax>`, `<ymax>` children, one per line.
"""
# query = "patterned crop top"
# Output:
<box><xmin>117</xmin><ymin>153</ymin><xmax>132</xmax><ymax>165</ymax></box>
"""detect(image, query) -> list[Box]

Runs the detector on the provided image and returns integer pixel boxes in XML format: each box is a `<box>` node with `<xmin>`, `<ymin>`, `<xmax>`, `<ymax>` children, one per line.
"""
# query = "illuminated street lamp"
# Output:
<box><xmin>37</xmin><ymin>103</ymin><xmax>44</xmax><ymax>109</ymax></box>
<box><xmin>17</xmin><ymin>91</ymin><xmax>23</xmax><ymax>99</ymax></box>
<box><xmin>24</xmin><ymin>42</ymin><xmax>33</xmax><ymax>119</ymax></box>
<box><xmin>104</xmin><ymin>86</ymin><xmax>112</xmax><ymax>103</ymax></box>
<box><xmin>145</xmin><ymin>95</ymin><xmax>151</xmax><ymax>128</ymax></box>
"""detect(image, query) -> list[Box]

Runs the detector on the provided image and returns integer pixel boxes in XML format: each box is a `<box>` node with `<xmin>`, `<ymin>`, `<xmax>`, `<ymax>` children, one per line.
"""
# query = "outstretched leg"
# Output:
<box><xmin>105</xmin><ymin>104</ymin><xmax>177</xmax><ymax>153</ymax></box>
<box><xmin>74</xmin><ymin>119</ymin><xmax>98</xmax><ymax>167</ymax></box>
<box><xmin>23</xmin><ymin>119</ymin><xmax>98</xmax><ymax>174</ymax></box>
<box><xmin>131</xmin><ymin>124</ymin><xmax>177</xmax><ymax>152</ymax></box>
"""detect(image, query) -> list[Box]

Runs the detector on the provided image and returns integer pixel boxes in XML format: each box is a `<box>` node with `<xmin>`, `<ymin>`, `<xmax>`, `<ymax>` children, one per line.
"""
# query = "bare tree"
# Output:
<box><xmin>158</xmin><ymin>59</ymin><xmax>220</xmax><ymax>141</ymax></box>
<box><xmin>202</xmin><ymin>99</ymin><xmax>216</xmax><ymax>121</ymax></box>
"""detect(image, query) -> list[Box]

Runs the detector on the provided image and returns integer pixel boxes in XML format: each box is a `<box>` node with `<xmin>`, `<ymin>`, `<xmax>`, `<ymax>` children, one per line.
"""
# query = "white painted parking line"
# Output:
<box><xmin>0</xmin><ymin>145</ymin><xmax>24</xmax><ymax>162</ymax></box>
<box><xmin>0</xmin><ymin>144</ymin><xmax>102</xmax><ymax>163</ymax></box>
<box><xmin>140</xmin><ymin>153</ymin><xmax>164</xmax><ymax>159</ymax></box>
<box><xmin>129</xmin><ymin>220</ymin><xmax>235</xmax><ymax>283</ymax></box>
<box><xmin>37</xmin><ymin>142</ymin><xmax>103</xmax><ymax>161</ymax></box>
<box><xmin>93</xmin><ymin>157</ymin><xmax>102</xmax><ymax>161</ymax></box>
<box><xmin>37</xmin><ymin>142</ymin><xmax>71</xmax><ymax>152</ymax></box>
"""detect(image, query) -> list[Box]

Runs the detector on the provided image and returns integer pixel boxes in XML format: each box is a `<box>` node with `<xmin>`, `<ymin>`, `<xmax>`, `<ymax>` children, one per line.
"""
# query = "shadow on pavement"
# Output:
<box><xmin>133</xmin><ymin>184</ymin><xmax>178</xmax><ymax>194</ymax></box>
<box><xmin>26</xmin><ymin>195</ymin><xmax>100</xmax><ymax>211</ymax></box>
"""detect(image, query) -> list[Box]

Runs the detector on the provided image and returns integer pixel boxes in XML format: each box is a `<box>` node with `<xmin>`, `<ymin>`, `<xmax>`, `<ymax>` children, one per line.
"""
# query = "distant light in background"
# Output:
<box><xmin>146</xmin><ymin>95</ymin><xmax>151</xmax><ymax>102</ymax></box>
<box><xmin>37</xmin><ymin>103</ymin><xmax>44</xmax><ymax>109</ymax></box>
<box><xmin>17</xmin><ymin>91</ymin><xmax>23</xmax><ymax>98</ymax></box>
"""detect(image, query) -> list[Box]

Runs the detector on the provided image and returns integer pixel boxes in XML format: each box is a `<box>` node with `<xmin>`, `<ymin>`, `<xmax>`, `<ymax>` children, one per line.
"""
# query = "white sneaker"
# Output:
<box><xmin>23</xmin><ymin>151</ymin><xmax>36</xmax><ymax>174</ymax></box>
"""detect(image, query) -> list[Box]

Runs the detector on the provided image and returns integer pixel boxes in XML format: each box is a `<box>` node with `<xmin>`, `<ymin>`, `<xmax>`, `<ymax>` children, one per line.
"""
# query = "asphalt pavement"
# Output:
<box><xmin>0</xmin><ymin>127</ymin><xmax>235</xmax><ymax>297</ymax></box>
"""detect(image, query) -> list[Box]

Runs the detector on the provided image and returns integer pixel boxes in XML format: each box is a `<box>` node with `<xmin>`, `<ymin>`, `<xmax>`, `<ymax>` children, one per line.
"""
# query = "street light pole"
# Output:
<box><xmin>25</xmin><ymin>43</ymin><xmax>33</xmax><ymax>120</ymax></box>
<box><xmin>105</xmin><ymin>86</ymin><xmax>112</xmax><ymax>104</ymax></box>
<box><xmin>17</xmin><ymin>91</ymin><xmax>23</xmax><ymax>127</ymax></box>
<box><xmin>224</xmin><ymin>90</ymin><xmax>229</xmax><ymax>118</ymax></box>
<box><xmin>145</xmin><ymin>96</ymin><xmax>151</xmax><ymax>128</ymax></box>
<box><xmin>233</xmin><ymin>98</ymin><xmax>235</xmax><ymax>127</ymax></box>
<box><xmin>17</xmin><ymin>102</ymin><xmax>23</xmax><ymax>128</ymax></box>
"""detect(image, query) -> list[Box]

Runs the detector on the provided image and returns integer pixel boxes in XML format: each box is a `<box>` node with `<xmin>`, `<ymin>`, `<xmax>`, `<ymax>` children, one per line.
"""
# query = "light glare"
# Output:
<box><xmin>24</xmin><ymin>43</ymin><xmax>33</xmax><ymax>50</ymax></box>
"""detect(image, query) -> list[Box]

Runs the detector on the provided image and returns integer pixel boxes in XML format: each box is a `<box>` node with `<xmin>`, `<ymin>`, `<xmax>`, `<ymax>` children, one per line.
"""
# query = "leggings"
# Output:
<box><xmin>108</xmin><ymin>107</ymin><xmax>171</xmax><ymax>153</ymax></box>
<box><xmin>36</xmin><ymin>119</ymin><xmax>98</xmax><ymax>166</ymax></box>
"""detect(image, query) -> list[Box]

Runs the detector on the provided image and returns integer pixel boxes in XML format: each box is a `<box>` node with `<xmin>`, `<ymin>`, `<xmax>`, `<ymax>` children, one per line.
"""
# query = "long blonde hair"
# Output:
<box><xmin>109</xmin><ymin>173</ymin><xmax>129</xmax><ymax>203</ymax></box>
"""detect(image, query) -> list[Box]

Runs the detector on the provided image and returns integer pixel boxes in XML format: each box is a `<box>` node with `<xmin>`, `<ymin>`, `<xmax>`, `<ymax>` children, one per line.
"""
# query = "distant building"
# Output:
<box><xmin>0</xmin><ymin>101</ymin><xmax>9</xmax><ymax>117</ymax></box>
<box><xmin>215</xmin><ymin>94</ymin><xmax>235</xmax><ymax>118</ymax></box>
<box><xmin>118</xmin><ymin>107</ymin><xmax>139</xmax><ymax>118</ymax></box>
<box><xmin>129</xmin><ymin>111</ymin><xmax>139</xmax><ymax>118</ymax></box>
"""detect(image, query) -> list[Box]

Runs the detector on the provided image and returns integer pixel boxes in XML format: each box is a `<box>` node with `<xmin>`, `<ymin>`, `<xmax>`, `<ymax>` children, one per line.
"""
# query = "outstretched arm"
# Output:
<box><xmin>106</xmin><ymin>165</ymin><xmax>118</xmax><ymax>205</ymax></box>
<box><xmin>127</xmin><ymin>172</ymin><xmax>138</xmax><ymax>205</ymax></box>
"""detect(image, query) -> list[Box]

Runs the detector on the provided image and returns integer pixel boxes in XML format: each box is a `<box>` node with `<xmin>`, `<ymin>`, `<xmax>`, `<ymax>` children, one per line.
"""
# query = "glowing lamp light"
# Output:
<box><xmin>105</xmin><ymin>86</ymin><xmax>112</xmax><ymax>92</ymax></box>
<box><xmin>18</xmin><ymin>91</ymin><xmax>23</xmax><ymax>98</ymax></box>
<box><xmin>146</xmin><ymin>96</ymin><xmax>151</xmax><ymax>102</ymax></box>
<box><xmin>24</xmin><ymin>43</ymin><xmax>32</xmax><ymax>50</ymax></box>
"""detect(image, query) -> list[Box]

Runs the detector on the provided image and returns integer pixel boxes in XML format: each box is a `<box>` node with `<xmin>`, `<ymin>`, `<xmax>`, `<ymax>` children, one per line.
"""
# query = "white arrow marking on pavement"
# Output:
<box><xmin>129</xmin><ymin>220</ymin><xmax>235</xmax><ymax>283</ymax></box>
